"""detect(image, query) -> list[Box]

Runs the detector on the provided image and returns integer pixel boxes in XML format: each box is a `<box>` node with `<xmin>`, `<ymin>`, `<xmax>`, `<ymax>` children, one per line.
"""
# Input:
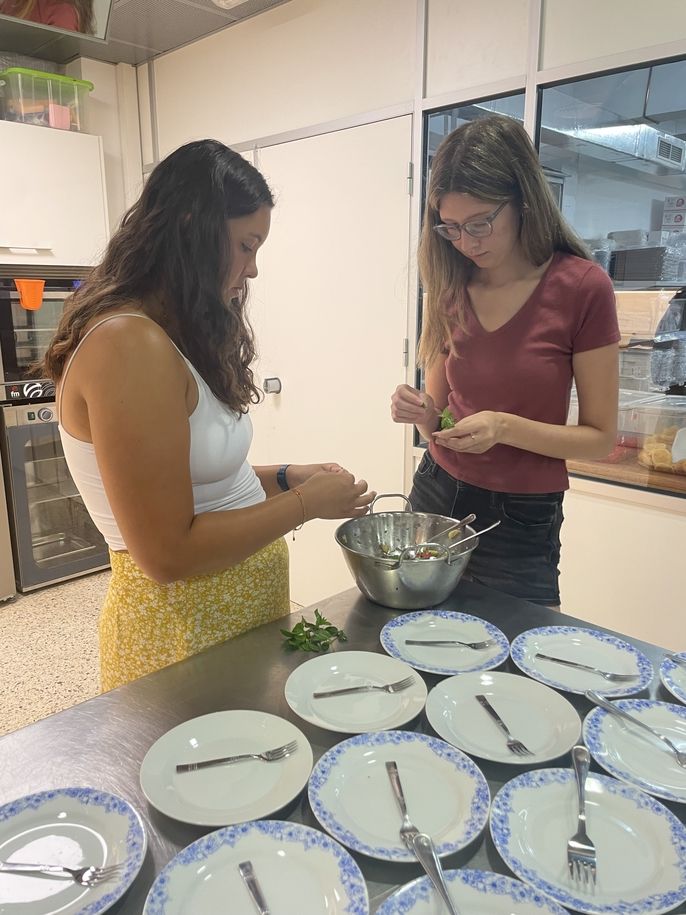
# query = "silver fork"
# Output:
<box><xmin>312</xmin><ymin>675</ymin><xmax>415</xmax><ymax>699</ymax></box>
<box><xmin>534</xmin><ymin>652</ymin><xmax>639</xmax><ymax>683</ymax></box>
<box><xmin>0</xmin><ymin>861</ymin><xmax>125</xmax><ymax>886</ymax></box>
<box><xmin>405</xmin><ymin>638</ymin><xmax>495</xmax><ymax>650</ymax></box>
<box><xmin>586</xmin><ymin>690</ymin><xmax>686</xmax><ymax>768</ymax></box>
<box><xmin>475</xmin><ymin>694</ymin><xmax>533</xmax><ymax>757</ymax></box>
<box><xmin>238</xmin><ymin>860</ymin><xmax>271</xmax><ymax>915</ymax></box>
<box><xmin>385</xmin><ymin>761</ymin><xmax>460</xmax><ymax>915</ymax></box>
<box><xmin>566</xmin><ymin>745</ymin><xmax>597</xmax><ymax>887</ymax></box>
<box><xmin>176</xmin><ymin>739</ymin><xmax>298</xmax><ymax>773</ymax></box>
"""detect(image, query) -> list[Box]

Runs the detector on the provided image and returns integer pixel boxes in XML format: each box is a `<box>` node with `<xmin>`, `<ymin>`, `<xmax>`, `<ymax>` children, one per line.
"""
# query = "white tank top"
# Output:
<box><xmin>58</xmin><ymin>313</ymin><xmax>265</xmax><ymax>551</ymax></box>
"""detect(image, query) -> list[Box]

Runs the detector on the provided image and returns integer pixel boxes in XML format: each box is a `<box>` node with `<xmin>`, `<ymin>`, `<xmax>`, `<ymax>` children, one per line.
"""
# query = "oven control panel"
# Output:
<box><xmin>2</xmin><ymin>402</ymin><xmax>57</xmax><ymax>426</ymax></box>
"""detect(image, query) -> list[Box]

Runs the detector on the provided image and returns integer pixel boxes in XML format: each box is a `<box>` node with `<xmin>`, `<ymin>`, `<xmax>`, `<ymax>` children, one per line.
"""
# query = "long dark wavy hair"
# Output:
<box><xmin>418</xmin><ymin>114</ymin><xmax>590</xmax><ymax>367</ymax></box>
<box><xmin>42</xmin><ymin>139</ymin><xmax>274</xmax><ymax>413</ymax></box>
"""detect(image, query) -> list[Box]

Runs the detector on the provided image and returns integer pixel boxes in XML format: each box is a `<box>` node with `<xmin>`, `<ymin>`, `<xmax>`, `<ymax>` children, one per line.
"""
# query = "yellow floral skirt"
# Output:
<box><xmin>100</xmin><ymin>538</ymin><xmax>290</xmax><ymax>691</ymax></box>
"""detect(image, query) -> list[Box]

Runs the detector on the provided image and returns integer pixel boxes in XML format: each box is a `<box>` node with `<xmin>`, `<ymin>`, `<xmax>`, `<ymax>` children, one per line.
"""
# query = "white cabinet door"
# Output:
<box><xmin>249</xmin><ymin>116</ymin><xmax>412</xmax><ymax>606</ymax></box>
<box><xmin>0</xmin><ymin>120</ymin><xmax>109</xmax><ymax>267</ymax></box>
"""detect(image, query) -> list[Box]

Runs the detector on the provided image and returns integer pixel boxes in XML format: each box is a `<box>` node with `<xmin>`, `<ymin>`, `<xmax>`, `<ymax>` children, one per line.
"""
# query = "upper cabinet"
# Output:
<box><xmin>0</xmin><ymin>119</ymin><xmax>109</xmax><ymax>267</ymax></box>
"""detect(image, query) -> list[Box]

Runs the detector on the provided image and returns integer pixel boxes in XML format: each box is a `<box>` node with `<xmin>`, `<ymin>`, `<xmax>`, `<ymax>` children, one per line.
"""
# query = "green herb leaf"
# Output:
<box><xmin>440</xmin><ymin>407</ymin><xmax>456</xmax><ymax>430</ymax></box>
<box><xmin>281</xmin><ymin>610</ymin><xmax>347</xmax><ymax>653</ymax></box>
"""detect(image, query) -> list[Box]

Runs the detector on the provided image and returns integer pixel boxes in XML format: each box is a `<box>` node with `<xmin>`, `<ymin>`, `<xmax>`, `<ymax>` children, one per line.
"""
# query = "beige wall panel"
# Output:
<box><xmin>425</xmin><ymin>0</ymin><xmax>528</xmax><ymax>99</ymax></box>
<box><xmin>541</xmin><ymin>0</ymin><xmax>686</xmax><ymax>70</ymax></box>
<box><xmin>153</xmin><ymin>0</ymin><xmax>416</xmax><ymax>156</ymax></box>
<box><xmin>560</xmin><ymin>485</ymin><xmax>685</xmax><ymax>650</ymax></box>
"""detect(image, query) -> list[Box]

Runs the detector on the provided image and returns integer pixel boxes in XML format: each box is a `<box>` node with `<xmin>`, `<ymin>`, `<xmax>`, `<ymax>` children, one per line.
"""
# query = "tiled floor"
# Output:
<box><xmin>0</xmin><ymin>570</ymin><xmax>110</xmax><ymax>737</ymax></box>
<box><xmin>1</xmin><ymin>571</ymin><xmax>303</xmax><ymax>738</ymax></box>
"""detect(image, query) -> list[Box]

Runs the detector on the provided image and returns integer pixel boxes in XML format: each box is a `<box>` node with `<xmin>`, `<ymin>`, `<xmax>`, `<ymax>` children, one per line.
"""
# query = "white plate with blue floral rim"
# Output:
<box><xmin>142</xmin><ymin>819</ymin><xmax>368</xmax><ymax>915</ymax></box>
<box><xmin>660</xmin><ymin>651</ymin><xmax>686</xmax><ymax>704</ymax></box>
<box><xmin>307</xmin><ymin>729</ymin><xmax>490</xmax><ymax>862</ymax></box>
<box><xmin>426</xmin><ymin>671</ymin><xmax>581</xmax><ymax>764</ymax></box>
<box><xmin>376</xmin><ymin>868</ymin><xmax>569</xmax><ymax>915</ymax></box>
<box><xmin>284</xmin><ymin>650</ymin><xmax>427</xmax><ymax>734</ymax></box>
<box><xmin>379</xmin><ymin>610</ymin><xmax>509</xmax><ymax>676</ymax></box>
<box><xmin>490</xmin><ymin>767</ymin><xmax>686</xmax><ymax>915</ymax></box>
<box><xmin>509</xmin><ymin>625</ymin><xmax>653</xmax><ymax>697</ymax></box>
<box><xmin>583</xmin><ymin>698</ymin><xmax>686</xmax><ymax>804</ymax></box>
<box><xmin>0</xmin><ymin>787</ymin><xmax>146</xmax><ymax>915</ymax></box>
<box><xmin>140</xmin><ymin>709</ymin><xmax>313</xmax><ymax>826</ymax></box>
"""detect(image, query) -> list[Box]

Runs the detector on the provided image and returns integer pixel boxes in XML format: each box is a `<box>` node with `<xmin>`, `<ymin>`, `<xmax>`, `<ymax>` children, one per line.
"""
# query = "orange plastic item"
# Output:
<box><xmin>13</xmin><ymin>278</ymin><xmax>45</xmax><ymax>310</ymax></box>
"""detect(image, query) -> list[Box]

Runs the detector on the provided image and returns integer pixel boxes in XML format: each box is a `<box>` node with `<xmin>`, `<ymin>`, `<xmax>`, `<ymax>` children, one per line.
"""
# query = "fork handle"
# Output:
<box><xmin>406</xmin><ymin>639</ymin><xmax>475</xmax><ymax>647</ymax></box>
<box><xmin>475</xmin><ymin>694</ymin><xmax>513</xmax><ymax>738</ymax></box>
<box><xmin>587</xmin><ymin>691</ymin><xmax>681</xmax><ymax>758</ymax></box>
<box><xmin>176</xmin><ymin>752</ymin><xmax>255</xmax><ymax>772</ymax></box>
<box><xmin>0</xmin><ymin>862</ymin><xmax>72</xmax><ymax>877</ymax></box>
<box><xmin>535</xmin><ymin>653</ymin><xmax>598</xmax><ymax>674</ymax></box>
<box><xmin>410</xmin><ymin>834</ymin><xmax>461</xmax><ymax>915</ymax></box>
<box><xmin>572</xmin><ymin>745</ymin><xmax>590</xmax><ymax>821</ymax></box>
<box><xmin>312</xmin><ymin>684</ymin><xmax>378</xmax><ymax>698</ymax></box>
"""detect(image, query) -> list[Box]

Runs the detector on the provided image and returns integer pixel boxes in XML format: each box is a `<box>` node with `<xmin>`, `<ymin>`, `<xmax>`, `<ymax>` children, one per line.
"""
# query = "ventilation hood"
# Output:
<box><xmin>543</xmin><ymin>123</ymin><xmax>686</xmax><ymax>176</ymax></box>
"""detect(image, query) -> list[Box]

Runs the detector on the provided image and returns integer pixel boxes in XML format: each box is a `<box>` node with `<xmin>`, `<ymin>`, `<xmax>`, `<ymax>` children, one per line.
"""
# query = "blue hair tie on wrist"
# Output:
<box><xmin>277</xmin><ymin>464</ymin><xmax>290</xmax><ymax>491</ymax></box>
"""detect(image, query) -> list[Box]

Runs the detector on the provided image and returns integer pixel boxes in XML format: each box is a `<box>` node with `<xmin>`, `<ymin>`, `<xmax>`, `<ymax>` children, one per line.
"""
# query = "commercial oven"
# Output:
<box><xmin>0</xmin><ymin>268</ymin><xmax>110</xmax><ymax>592</ymax></box>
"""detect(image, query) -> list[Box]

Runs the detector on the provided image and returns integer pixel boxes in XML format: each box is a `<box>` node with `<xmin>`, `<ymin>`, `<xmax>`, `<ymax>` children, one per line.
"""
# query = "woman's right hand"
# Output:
<box><xmin>300</xmin><ymin>469</ymin><xmax>375</xmax><ymax>520</ymax></box>
<box><xmin>391</xmin><ymin>384</ymin><xmax>438</xmax><ymax>426</ymax></box>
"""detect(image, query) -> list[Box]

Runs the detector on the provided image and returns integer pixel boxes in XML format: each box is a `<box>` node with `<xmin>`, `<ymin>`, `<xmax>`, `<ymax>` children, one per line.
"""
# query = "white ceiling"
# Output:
<box><xmin>0</xmin><ymin>0</ymin><xmax>290</xmax><ymax>66</ymax></box>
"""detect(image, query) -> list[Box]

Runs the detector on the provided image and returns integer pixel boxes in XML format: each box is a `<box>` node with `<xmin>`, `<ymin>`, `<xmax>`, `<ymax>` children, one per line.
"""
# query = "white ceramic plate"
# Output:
<box><xmin>142</xmin><ymin>820</ymin><xmax>368</xmax><ymax>915</ymax></box>
<box><xmin>583</xmin><ymin>698</ymin><xmax>686</xmax><ymax>804</ymax></box>
<box><xmin>376</xmin><ymin>868</ymin><xmax>569</xmax><ymax>915</ymax></box>
<box><xmin>426</xmin><ymin>671</ymin><xmax>581</xmax><ymax>764</ymax></box>
<box><xmin>660</xmin><ymin>651</ymin><xmax>686</xmax><ymax>704</ymax></box>
<box><xmin>284</xmin><ymin>650</ymin><xmax>427</xmax><ymax>734</ymax></box>
<box><xmin>307</xmin><ymin>730</ymin><xmax>490</xmax><ymax>862</ymax></box>
<box><xmin>490</xmin><ymin>767</ymin><xmax>686</xmax><ymax>915</ymax></box>
<box><xmin>139</xmin><ymin>710</ymin><xmax>313</xmax><ymax>826</ymax></box>
<box><xmin>0</xmin><ymin>787</ymin><xmax>146</xmax><ymax>915</ymax></box>
<box><xmin>510</xmin><ymin>625</ymin><xmax>653</xmax><ymax>697</ymax></box>
<box><xmin>379</xmin><ymin>610</ymin><xmax>509</xmax><ymax>676</ymax></box>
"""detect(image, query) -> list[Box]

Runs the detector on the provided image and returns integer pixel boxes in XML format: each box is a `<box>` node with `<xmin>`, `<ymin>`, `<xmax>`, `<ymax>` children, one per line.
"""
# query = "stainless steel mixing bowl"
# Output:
<box><xmin>335</xmin><ymin>494</ymin><xmax>479</xmax><ymax>610</ymax></box>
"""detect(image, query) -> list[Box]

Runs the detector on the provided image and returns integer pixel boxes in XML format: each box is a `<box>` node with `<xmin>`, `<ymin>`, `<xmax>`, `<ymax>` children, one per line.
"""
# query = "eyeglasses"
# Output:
<box><xmin>433</xmin><ymin>201</ymin><xmax>508</xmax><ymax>241</ymax></box>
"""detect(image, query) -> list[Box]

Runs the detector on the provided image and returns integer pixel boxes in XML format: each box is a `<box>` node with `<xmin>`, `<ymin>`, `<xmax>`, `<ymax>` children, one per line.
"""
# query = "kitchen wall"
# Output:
<box><xmin>104</xmin><ymin>0</ymin><xmax>686</xmax><ymax>644</ymax></box>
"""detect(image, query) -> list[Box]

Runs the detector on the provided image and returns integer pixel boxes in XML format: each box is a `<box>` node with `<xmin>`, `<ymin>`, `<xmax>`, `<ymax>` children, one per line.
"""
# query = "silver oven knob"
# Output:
<box><xmin>37</xmin><ymin>407</ymin><xmax>54</xmax><ymax>422</ymax></box>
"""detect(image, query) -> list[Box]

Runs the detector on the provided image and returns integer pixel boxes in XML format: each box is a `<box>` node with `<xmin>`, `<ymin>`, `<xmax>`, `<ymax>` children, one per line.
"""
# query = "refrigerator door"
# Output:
<box><xmin>2</xmin><ymin>404</ymin><xmax>109</xmax><ymax>591</ymax></box>
<box><xmin>0</xmin><ymin>456</ymin><xmax>15</xmax><ymax>601</ymax></box>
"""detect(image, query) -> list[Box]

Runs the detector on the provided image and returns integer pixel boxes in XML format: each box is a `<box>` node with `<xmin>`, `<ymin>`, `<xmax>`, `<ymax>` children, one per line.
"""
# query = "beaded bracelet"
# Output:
<box><xmin>291</xmin><ymin>487</ymin><xmax>307</xmax><ymax>539</ymax></box>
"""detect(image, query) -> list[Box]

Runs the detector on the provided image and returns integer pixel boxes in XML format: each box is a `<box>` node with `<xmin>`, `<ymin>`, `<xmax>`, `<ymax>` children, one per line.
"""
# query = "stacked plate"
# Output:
<box><xmin>510</xmin><ymin>625</ymin><xmax>654</xmax><ymax>696</ymax></box>
<box><xmin>0</xmin><ymin>787</ymin><xmax>146</xmax><ymax>915</ymax></box>
<box><xmin>583</xmin><ymin>698</ymin><xmax>686</xmax><ymax>803</ymax></box>
<box><xmin>307</xmin><ymin>730</ymin><xmax>490</xmax><ymax>862</ymax></box>
<box><xmin>490</xmin><ymin>767</ymin><xmax>686</xmax><ymax>915</ymax></box>
<box><xmin>426</xmin><ymin>671</ymin><xmax>581</xmax><ymax>764</ymax></box>
<box><xmin>661</xmin><ymin>651</ymin><xmax>686</xmax><ymax>704</ymax></box>
<box><xmin>143</xmin><ymin>820</ymin><xmax>369</xmax><ymax>915</ymax></box>
<box><xmin>140</xmin><ymin>709</ymin><xmax>313</xmax><ymax>826</ymax></box>
<box><xmin>284</xmin><ymin>650</ymin><xmax>427</xmax><ymax>733</ymax></box>
<box><xmin>379</xmin><ymin>610</ymin><xmax>509</xmax><ymax>676</ymax></box>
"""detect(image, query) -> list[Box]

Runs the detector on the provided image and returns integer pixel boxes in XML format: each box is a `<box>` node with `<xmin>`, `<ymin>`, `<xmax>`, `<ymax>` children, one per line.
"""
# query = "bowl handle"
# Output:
<box><xmin>370</xmin><ymin>493</ymin><xmax>413</xmax><ymax>514</ymax></box>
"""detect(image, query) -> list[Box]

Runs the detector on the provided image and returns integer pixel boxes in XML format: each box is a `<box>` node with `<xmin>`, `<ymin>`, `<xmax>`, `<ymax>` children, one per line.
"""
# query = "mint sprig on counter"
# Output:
<box><xmin>281</xmin><ymin>609</ymin><xmax>348</xmax><ymax>653</ymax></box>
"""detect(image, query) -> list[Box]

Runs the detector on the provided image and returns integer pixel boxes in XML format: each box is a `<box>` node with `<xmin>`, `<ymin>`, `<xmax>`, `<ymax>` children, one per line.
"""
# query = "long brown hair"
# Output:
<box><xmin>41</xmin><ymin>139</ymin><xmax>273</xmax><ymax>413</ymax></box>
<box><xmin>9</xmin><ymin>0</ymin><xmax>95</xmax><ymax>33</ymax></box>
<box><xmin>418</xmin><ymin>114</ymin><xmax>590</xmax><ymax>368</ymax></box>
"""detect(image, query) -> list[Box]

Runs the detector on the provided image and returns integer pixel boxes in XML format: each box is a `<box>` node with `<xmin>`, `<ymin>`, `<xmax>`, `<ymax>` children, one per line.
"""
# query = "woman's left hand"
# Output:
<box><xmin>432</xmin><ymin>411</ymin><xmax>503</xmax><ymax>454</ymax></box>
<box><xmin>286</xmin><ymin>463</ymin><xmax>346</xmax><ymax>487</ymax></box>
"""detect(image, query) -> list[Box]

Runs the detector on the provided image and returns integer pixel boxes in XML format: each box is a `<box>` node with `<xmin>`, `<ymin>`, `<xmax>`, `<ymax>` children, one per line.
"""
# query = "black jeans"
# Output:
<box><xmin>409</xmin><ymin>451</ymin><xmax>564</xmax><ymax>606</ymax></box>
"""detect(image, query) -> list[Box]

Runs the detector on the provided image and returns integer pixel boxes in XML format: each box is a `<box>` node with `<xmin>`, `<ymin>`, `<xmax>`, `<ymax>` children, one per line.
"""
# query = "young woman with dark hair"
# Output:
<box><xmin>391</xmin><ymin>115</ymin><xmax>620</xmax><ymax>607</ymax></box>
<box><xmin>43</xmin><ymin>139</ymin><xmax>373</xmax><ymax>689</ymax></box>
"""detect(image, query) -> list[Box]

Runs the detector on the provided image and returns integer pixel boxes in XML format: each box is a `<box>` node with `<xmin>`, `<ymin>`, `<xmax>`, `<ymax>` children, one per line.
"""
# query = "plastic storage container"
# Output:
<box><xmin>634</xmin><ymin>396</ymin><xmax>686</xmax><ymax>474</ymax></box>
<box><xmin>0</xmin><ymin>67</ymin><xmax>93</xmax><ymax>131</ymax></box>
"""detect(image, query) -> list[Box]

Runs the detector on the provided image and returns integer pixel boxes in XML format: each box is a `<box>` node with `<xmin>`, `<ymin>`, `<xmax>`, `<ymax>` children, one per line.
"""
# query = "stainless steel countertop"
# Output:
<box><xmin>1</xmin><ymin>580</ymin><xmax>684</xmax><ymax>913</ymax></box>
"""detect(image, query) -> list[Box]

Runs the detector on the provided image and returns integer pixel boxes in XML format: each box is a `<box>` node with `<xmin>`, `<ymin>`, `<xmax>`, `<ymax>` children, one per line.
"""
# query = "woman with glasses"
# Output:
<box><xmin>391</xmin><ymin>115</ymin><xmax>619</xmax><ymax>607</ymax></box>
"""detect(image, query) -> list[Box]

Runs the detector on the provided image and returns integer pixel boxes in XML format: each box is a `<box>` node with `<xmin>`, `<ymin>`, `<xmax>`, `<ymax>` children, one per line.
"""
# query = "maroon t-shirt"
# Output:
<box><xmin>430</xmin><ymin>252</ymin><xmax>620</xmax><ymax>494</ymax></box>
<box><xmin>0</xmin><ymin>0</ymin><xmax>79</xmax><ymax>30</ymax></box>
